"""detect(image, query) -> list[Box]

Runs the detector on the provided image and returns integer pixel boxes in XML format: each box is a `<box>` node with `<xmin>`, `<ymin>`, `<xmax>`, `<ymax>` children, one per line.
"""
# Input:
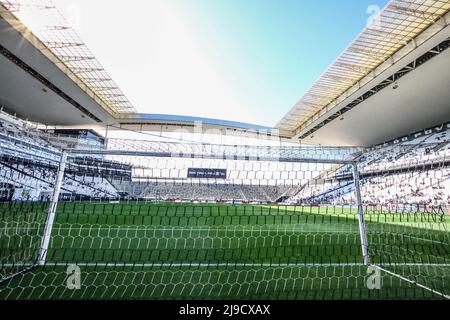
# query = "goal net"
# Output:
<box><xmin>0</xmin><ymin>135</ymin><xmax>449</xmax><ymax>300</ymax></box>
<box><xmin>0</xmin><ymin>138</ymin><xmax>62</xmax><ymax>282</ymax></box>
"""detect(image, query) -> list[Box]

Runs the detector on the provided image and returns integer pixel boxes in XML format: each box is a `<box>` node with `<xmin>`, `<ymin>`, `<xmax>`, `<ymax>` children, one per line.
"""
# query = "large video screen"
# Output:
<box><xmin>187</xmin><ymin>168</ymin><xmax>227</xmax><ymax>179</ymax></box>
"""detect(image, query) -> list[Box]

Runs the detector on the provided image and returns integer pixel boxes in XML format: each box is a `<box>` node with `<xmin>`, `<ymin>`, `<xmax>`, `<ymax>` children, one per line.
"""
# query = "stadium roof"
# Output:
<box><xmin>0</xmin><ymin>0</ymin><xmax>136</xmax><ymax>115</ymax></box>
<box><xmin>276</xmin><ymin>0</ymin><xmax>450</xmax><ymax>144</ymax></box>
<box><xmin>0</xmin><ymin>0</ymin><xmax>280</xmax><ymax>138</ymax></box>
<box><xmin>119</xmin><ymin>114</ymin><xmax>273</xmax><ymax>132</ymax></box>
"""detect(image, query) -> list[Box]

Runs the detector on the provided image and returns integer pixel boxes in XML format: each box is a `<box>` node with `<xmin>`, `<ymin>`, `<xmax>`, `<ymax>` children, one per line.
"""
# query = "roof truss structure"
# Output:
<box><xmin>276</xmin><ymin>0</ymin><xmax>450</xmax><ymax>136</ymax></box>
<box><xmin>0</xmin><ymin>0</ymin><xmax>136</xmax><ymax>115</ymax></box>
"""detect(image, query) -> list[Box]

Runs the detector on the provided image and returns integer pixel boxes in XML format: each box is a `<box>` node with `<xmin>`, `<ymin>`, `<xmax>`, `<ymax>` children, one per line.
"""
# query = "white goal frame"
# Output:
<box><xmin>36</xmin><ymin>148</ymin><xmax>371</xmax><ymax>267</ymax></box>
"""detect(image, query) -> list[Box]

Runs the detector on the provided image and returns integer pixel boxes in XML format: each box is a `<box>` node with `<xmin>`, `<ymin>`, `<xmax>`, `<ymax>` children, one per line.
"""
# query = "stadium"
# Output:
<box><xmin>0</xmin><ymin>0</ymin><xmax>449</xmax><ymax>301</ymax></box>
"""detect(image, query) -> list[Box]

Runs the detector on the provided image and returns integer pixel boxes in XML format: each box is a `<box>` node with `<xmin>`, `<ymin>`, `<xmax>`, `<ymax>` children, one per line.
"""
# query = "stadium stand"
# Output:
<box><xmin>1</xmin><ymin>109</ymin><xmax>449</xmax><ymax>209</ymax></box>
<box><xmin>290</xmin><ymin>124</ymin><xmax>450</xmax><ymax>210</ymax></box>
<box><xmin>0</xmin><ymin>110</ymin><xmax>121</xmax><ymax>201</ymax></box>
<box><xmin>135</xmin><ymin>182</ymin><xmax>291</xmax><ymax>203</ymax></box>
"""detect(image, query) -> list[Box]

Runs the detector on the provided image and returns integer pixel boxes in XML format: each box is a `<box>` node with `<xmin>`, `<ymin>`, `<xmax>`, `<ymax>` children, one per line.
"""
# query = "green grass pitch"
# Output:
<box><xmin>0</xmin><ymin>201</ymin><xmax>449</xmax><ymax>300</ymax></box>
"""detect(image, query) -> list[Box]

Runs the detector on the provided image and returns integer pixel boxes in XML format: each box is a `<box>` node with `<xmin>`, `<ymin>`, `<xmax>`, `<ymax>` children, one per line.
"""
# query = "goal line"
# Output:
<box><xmin>3</xmin><ymin>262</ymin><xmax>450</xmax><ymax>268</ymax></box>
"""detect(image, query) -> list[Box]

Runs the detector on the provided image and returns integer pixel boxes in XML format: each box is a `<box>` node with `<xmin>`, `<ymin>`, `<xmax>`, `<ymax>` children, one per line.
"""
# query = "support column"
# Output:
<box><xmin>104</xmin><ymin>124</ymin><xmax>110</xmax><ymax>150</ymax></box>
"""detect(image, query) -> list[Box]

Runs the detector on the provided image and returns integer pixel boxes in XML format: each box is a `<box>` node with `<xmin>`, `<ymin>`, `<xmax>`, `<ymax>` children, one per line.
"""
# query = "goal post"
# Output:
<box><xmin>0</xmin><ymin>150</ymin><xmax>65</xmax><ymax>283</ymax></box>
<box><xmin>38</xmin><ymin>151</ymin><xmax>67</xmax><ymax>266</ymax></box>
<box><xmin>352</xmin><ymin>162</ymin><xmax>370</xmax><ymax>266</ymax></box>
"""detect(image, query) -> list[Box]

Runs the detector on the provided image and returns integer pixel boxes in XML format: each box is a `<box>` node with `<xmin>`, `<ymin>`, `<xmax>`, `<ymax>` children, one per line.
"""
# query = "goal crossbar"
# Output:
<box><xmin>65</xmin><ymin>148</ymin><xmax>357</xmax><ymax>165</ymax></box>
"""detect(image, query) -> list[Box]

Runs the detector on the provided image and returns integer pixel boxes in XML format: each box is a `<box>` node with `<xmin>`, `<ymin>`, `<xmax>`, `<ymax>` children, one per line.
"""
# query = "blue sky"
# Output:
<box><xmin>52</xmin><ymin>0</ymin><xmax>389</xmax><ymax>126</ymax></box>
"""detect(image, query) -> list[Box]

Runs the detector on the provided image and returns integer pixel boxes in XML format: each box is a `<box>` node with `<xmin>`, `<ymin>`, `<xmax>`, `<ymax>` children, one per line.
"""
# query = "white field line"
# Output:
<box><xmin>1</xmin><ymin>226</ymin><xmax>360</xmax><ymax>233</ymax></box>
<box><xmin>375</xmin><ymin>264</ymin><xmax>450</xmax><ymax>300</ymax></box>
<box><xmin>3</xmin><ymin>262</ymin><xmax>450</xmax><ymax>268</ymax></box>
<box><xmin>2</xmin><ymin>262</ymin><xmax>365</xmax><ymax>268</ymax></box>
<box><xmin>400</xmin><ymin>234</ymin><xmax>444</xmax><ymax>244</ymax></box>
